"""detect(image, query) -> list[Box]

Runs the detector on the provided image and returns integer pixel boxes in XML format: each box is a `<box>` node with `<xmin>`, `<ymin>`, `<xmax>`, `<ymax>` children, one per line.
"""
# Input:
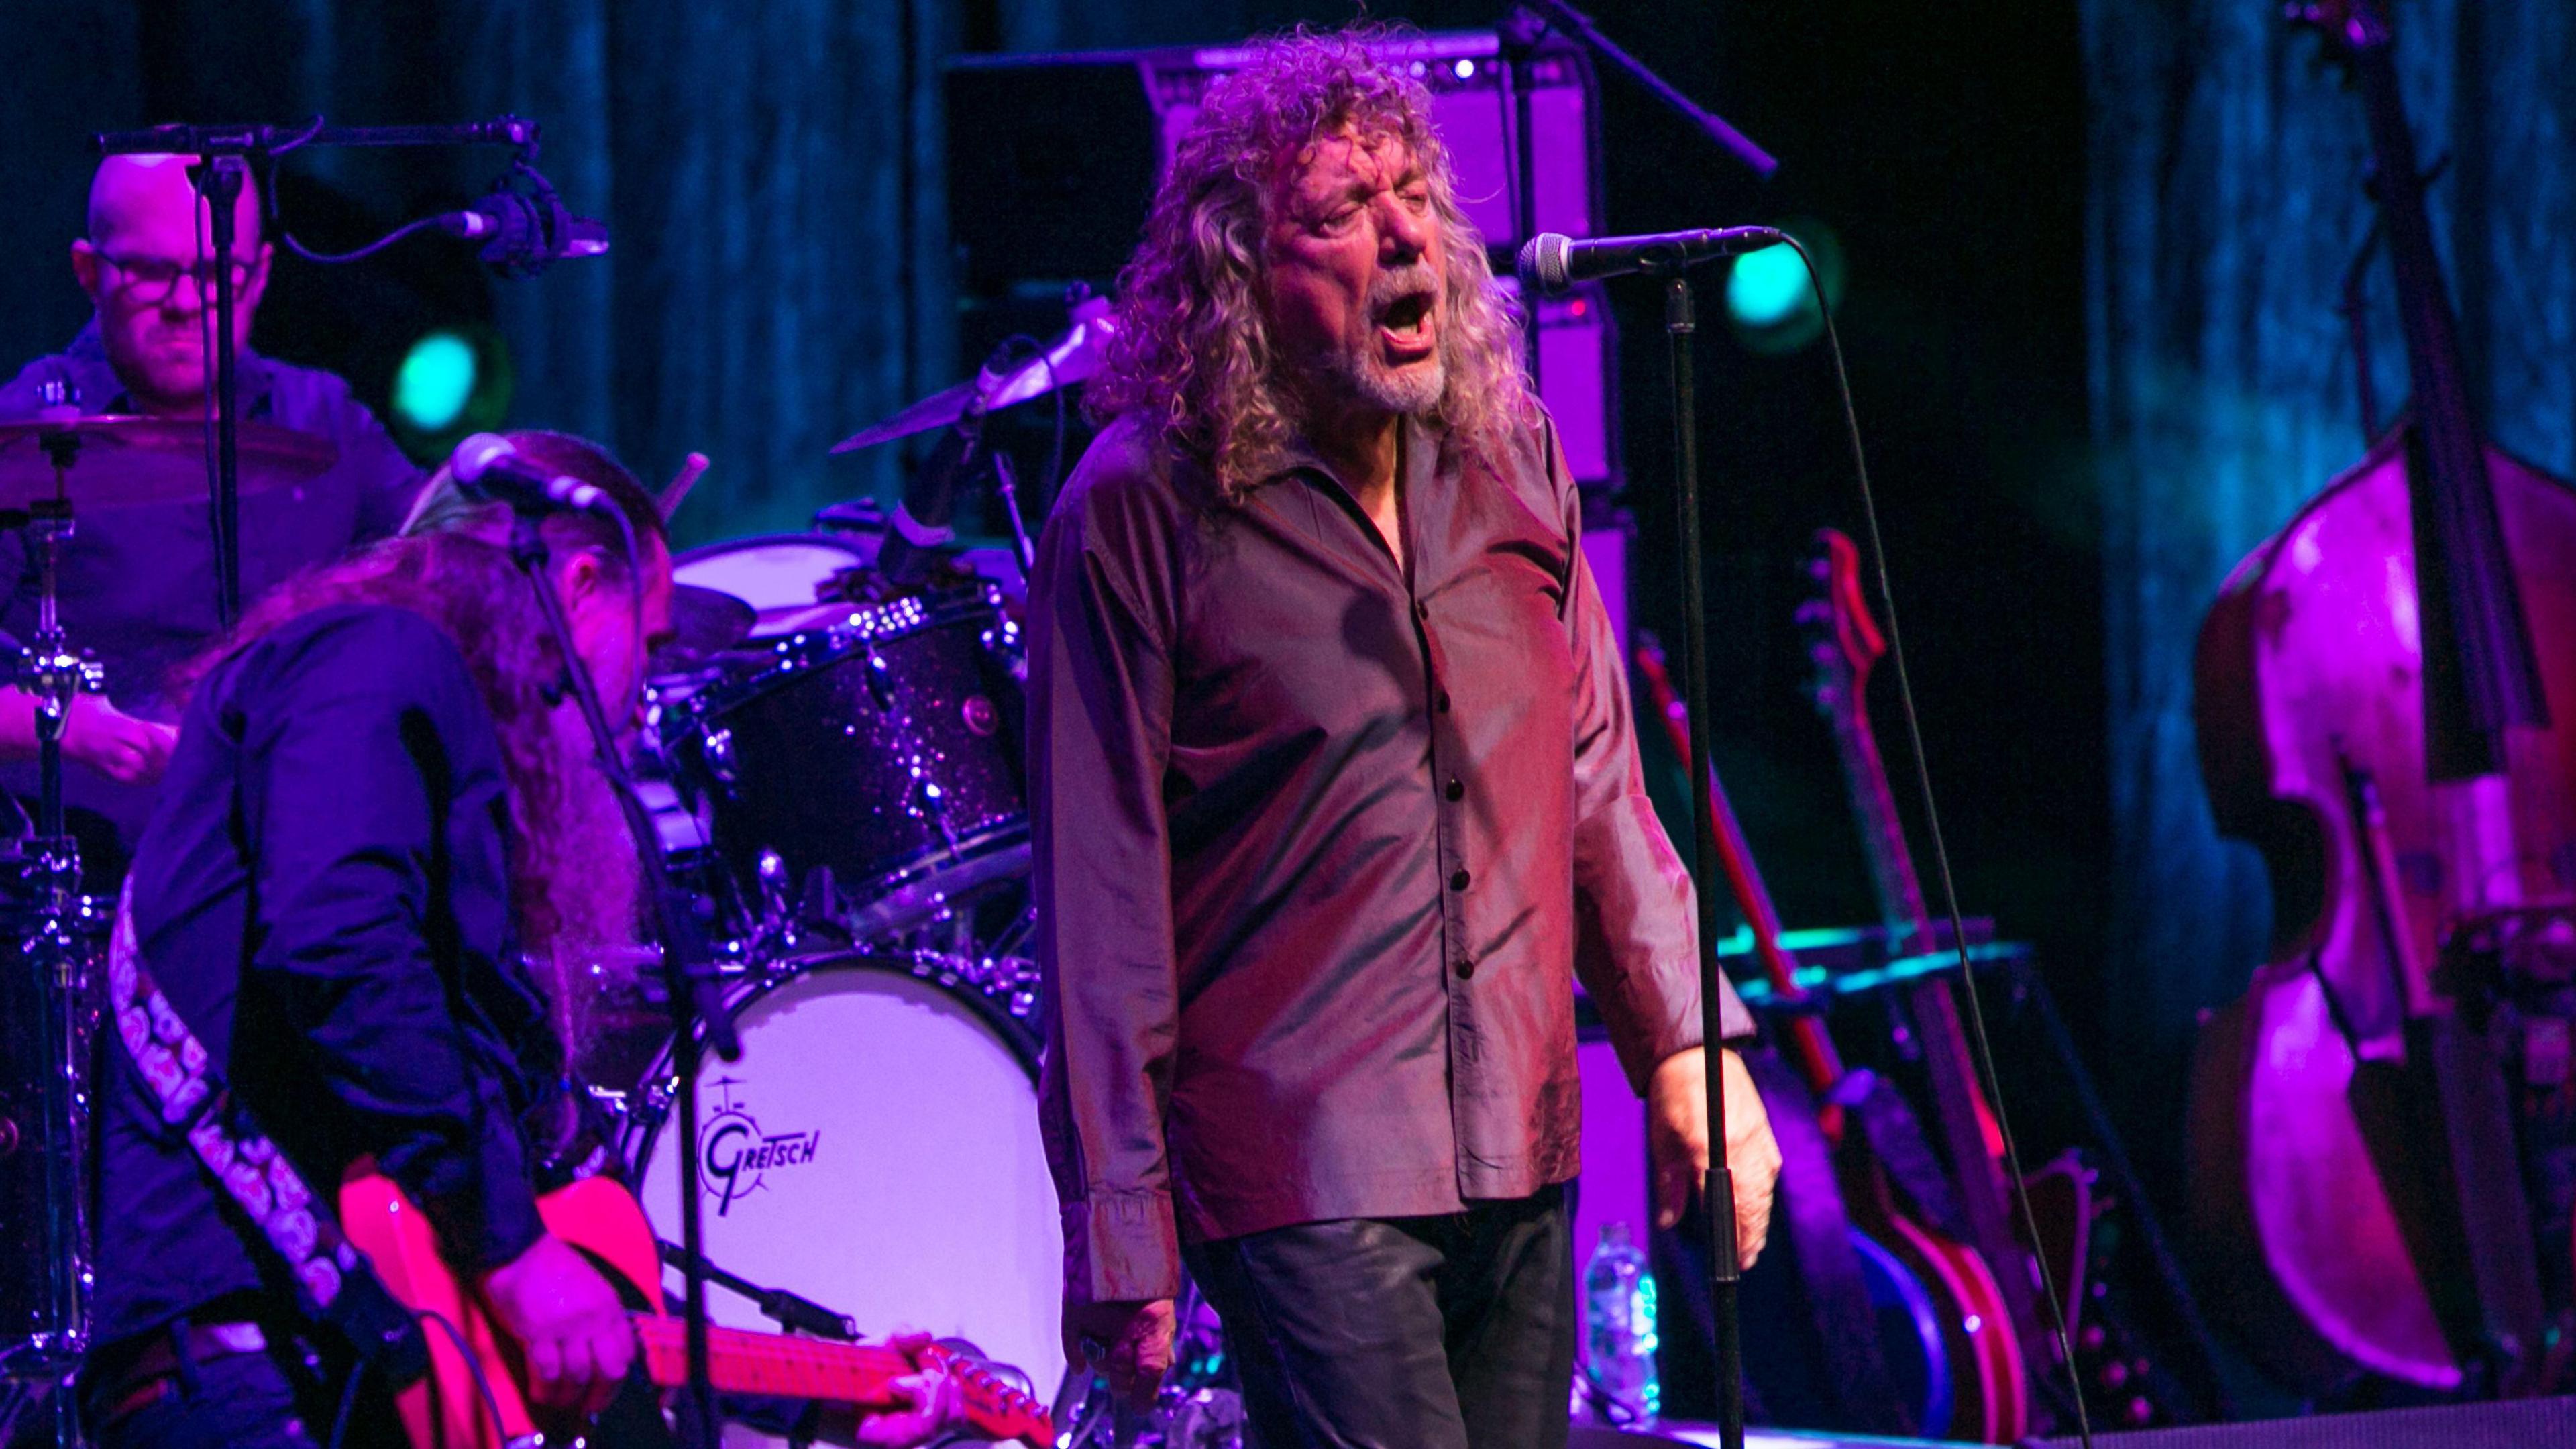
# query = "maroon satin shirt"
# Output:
<box><xmin>1030</xmin><ymin>412</ymin><xmax>1750</xmax><ymax>1305</ymax></box>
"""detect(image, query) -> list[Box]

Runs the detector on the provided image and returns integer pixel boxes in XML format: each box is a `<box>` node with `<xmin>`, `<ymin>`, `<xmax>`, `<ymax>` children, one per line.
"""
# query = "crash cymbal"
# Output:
<box><xmin>648</xmin><ymin>583</ymin><xmax>757</xmax><ymax>675</ymax></box>
<box><xmin>0</xmin><ymin>415</ymin><xmax>339</xmax><ymax>513</ymax></box>
<box><xmin>831</xmin><ymin>290</ymin><xmax>1115</xmax><ymax>454</ymax></box>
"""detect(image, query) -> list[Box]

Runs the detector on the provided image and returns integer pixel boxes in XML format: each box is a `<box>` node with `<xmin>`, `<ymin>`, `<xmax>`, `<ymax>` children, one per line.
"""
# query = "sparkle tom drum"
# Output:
<box><xmin>659</xmin><ymin>588</ymin><xmax>1026</xmax><ymax>939</ymax></box>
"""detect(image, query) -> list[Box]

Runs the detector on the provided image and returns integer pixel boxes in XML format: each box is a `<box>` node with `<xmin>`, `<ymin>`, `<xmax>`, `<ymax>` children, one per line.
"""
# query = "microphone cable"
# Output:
<box><xmin>1776</xmin><ymin>233</ymin><xmax>2096</xmax><ymax>1448</ymax></box>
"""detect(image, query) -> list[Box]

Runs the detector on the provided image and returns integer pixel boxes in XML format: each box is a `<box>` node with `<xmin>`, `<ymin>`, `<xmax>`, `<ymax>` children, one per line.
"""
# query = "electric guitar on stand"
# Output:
<box><xmin>1636</xmin><ymin>633</ymin><xmax>2024</xmax><ymax>1442</ymax></box>
<box><xmin>339</xmin><ymin>1170</ymin><xmax>1055</xmax><ymax>1449</ymax></box>
<box><xmin>1799</xmin><ymin>527</ymin><xmax>2049</xmax><ymax>1434</ymax></box>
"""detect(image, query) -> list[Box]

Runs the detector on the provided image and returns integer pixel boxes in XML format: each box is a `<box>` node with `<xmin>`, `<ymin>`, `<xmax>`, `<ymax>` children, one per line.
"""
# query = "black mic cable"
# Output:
<box><xmin>1780</xmin><ymin>234</ymin><xmax>2096</xmax><ymax>1446</ymax></box>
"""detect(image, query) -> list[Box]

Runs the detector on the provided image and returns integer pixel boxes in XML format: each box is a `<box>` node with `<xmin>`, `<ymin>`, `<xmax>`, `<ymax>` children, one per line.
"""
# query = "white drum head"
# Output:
<box><xmin>672</xmin><ymin>536</ymin><xmax>876</xmax><ymax>637</ymax></box>
<box><xmin>636</xmin><ymin>959</ymin><xmax>1065</xmax><ymax>1401</ymax></box>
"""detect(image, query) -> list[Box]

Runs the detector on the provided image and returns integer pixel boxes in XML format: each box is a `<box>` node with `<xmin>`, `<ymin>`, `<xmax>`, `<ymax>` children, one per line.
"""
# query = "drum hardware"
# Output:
<box><xmin>0</xmin><ymin>417</ymin><xmax>337</xmax><ymax>514</ymax></box>
<box><xmin>1054</xmin><ymin>1279</ymin><xmax>1242</xmax><ymax>1449</ymax></box>
<box><xmin>0</xmin><ymin>411</ymin><xmax>115</xmax><ymax>1449</ymax></box>
<box><xmin>830</xmin><ymin>286</ymin><xmax>1114</xmax><ymax>456</ymax></box>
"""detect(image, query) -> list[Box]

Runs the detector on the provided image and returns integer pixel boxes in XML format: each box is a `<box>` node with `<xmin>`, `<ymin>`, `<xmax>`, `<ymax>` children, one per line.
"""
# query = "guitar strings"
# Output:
<box><xmin>1784</xmin><ymin>233</ymin><xmax>2097</xmax><ymax>1448</ymax></box>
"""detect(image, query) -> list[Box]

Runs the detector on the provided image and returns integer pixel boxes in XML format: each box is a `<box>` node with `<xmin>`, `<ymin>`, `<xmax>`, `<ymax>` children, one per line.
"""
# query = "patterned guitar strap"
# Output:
<box><xmin>107</xmin><ymin>882</ymin><xmax>429</xmax><ymax>1383</ymax></box>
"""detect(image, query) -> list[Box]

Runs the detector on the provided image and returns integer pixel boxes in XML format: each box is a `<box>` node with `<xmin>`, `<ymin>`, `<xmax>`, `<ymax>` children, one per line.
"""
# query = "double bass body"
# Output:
<box><xmin>2186</xmin><ymin>433</ymin><xmax>2576</xmax><ymax>1395</ymax></box>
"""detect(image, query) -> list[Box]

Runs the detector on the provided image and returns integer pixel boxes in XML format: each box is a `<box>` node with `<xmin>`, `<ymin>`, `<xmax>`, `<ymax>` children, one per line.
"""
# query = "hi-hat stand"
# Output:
<box><xmin>2</xmin><ymin>413</ymin><xmax>108</xmax><ymax>1449</ymax></box>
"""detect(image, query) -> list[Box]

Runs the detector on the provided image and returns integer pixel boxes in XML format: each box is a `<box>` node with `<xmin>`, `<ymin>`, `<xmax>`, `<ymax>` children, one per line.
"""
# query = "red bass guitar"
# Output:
<box><xmin>339</xmin><ymin>1170</ymin><xmax>1055</xmax><ymax>1448</ymax></box>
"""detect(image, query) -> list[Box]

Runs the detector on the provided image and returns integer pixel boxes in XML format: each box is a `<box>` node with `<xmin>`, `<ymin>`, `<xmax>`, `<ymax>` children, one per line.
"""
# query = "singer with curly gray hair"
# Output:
<box><xmin>1033</xmin><ymin>25</ymin><xmax>1780</xmax><ymax>1446</ymax></box>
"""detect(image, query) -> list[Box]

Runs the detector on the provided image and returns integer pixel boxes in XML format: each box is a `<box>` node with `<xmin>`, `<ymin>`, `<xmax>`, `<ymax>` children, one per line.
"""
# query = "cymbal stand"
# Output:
<box><xmin>12</xmin><ymin>428</ymin><xmax>101</xmax><ymax>1449</ymax></box>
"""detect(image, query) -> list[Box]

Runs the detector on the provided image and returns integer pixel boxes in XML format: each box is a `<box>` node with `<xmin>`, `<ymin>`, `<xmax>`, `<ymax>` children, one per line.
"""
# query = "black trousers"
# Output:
<box><xmin>1183</xmin><ymin>1185</ymin><xmax>1574</xmax><ymax>1449</ymax></box>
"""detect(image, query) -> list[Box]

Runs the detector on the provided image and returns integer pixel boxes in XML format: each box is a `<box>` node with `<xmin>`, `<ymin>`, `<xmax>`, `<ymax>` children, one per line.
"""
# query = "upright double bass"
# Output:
<box><xmin>2186</xmin><ymin>0</ymin><xmax>2576</xmax><ymax>1398</ymax></box>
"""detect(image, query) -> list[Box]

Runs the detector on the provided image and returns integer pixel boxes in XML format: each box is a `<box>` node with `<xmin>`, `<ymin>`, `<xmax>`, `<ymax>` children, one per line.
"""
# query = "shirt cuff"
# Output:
<box><xmin>1061</xmin><ymin>1189</ymin><xmax>1182</xmax><ymax>1305</ymax></box>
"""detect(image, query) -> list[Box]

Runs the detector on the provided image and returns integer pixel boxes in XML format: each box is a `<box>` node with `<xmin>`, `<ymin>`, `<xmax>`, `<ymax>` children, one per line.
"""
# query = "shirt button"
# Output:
<box><xmin>1450</xmin><ymin>868</ymin><xmax>1470</xmax><ymax>891</ymax></box>
<box><xmin>1415</xmin><ymin>600</ymin><xmax>1430</xmax><ymax>619</ymax></box>
<box><xmin>1436</xmin><ymin>691</ymin><xmax>1452</xmax><ymax>713</ymax></box>
<box><xmin>1444</xmin><ymin>777</ymin><xmax>1464</xmax><ymax>801</ymax></box>
<box><xmin>1456</xmin><ymin>957</ymin><xmax>1477</xmax><ymax>980</ymax></box>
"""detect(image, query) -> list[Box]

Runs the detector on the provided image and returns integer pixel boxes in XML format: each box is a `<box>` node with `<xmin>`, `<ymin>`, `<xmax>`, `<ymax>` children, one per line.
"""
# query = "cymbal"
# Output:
<box><xmin>831</xmin><ymin>291</ymin><xmax>1116</xmax><ymax>454</ymax></box>
<box><xmin>0</xmin><ymin>415</ymin><xmax>339</xmax><ymax>513</ymax></box>
<box><xmin>649</xmin><ymin>583</ymin><xmax>757</xmax><ymax>674</ymax></box>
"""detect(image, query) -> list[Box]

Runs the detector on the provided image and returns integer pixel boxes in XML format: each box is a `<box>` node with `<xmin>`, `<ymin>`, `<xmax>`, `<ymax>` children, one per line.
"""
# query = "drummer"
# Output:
<box><xmin>0</xmin><ymin>153</ymin><xmax>423</xmax><ymax>874</ymax></box>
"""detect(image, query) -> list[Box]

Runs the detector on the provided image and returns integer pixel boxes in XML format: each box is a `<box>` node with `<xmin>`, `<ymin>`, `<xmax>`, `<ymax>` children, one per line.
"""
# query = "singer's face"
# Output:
<box><xmin>1262</xmin><ymin>128</ymin><xmax>1447</xmax><ymax>419</ymax></box>
<box><xmin>70</xmin><ymin>156</ymin><xmax>271</xmax><ymax>416</ymax></box>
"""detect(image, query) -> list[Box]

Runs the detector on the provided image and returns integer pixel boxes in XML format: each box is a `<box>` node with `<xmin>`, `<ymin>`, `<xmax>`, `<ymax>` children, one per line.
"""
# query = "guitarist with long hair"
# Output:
<box><xmin>79</xmin><ymin>433</ymin><xmax>961</xmax><ymax>1449</ymax></box>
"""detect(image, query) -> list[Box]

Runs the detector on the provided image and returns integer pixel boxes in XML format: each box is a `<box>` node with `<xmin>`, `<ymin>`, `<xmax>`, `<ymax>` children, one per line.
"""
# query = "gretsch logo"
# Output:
<box><xmin>697</xmin><ymin>1077</ymin><xmax>823</xmax><ymax>1215</ymax></box>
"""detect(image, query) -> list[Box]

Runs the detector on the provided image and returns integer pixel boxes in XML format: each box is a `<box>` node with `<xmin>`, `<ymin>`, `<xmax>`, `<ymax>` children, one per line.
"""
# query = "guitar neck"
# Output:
<box><xmin>1821</xmin><ymin>690</ymin><xmax>1935</xmax><ymax>943</ymax></box>
<box><xmin>634</xmin><ymin>1318</ymin><xmax>914</xmax><ymax>1404</ymax></box>
<box><xmin>1805</xmin><ymin>555</ymin><xmax>2054</xmax><ymax>1395</ymax></box>
<box><xmin>631</xmin><ymin>1321</ymin><xmax>1047</xmax><ymax>1446</ymax></box>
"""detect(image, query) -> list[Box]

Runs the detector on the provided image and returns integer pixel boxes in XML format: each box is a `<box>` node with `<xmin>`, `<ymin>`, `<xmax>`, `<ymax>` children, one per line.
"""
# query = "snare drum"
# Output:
<box><xmin>672</xmin><ymin>528</ymin><xmax>1025</xmax><ymax>643</ymax></box>
<box><xmin>628</xmin><ymin>951</ymin><xmax>1062</xmax><ymax>1401</ymax></box>
<box><xmin>661</xmin><ymin>589</ymin><xmax>1026</xmax><ymax>938</ymax></box>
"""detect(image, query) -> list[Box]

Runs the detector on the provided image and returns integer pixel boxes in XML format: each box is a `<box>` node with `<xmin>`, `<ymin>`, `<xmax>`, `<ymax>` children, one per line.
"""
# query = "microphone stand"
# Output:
<box><xmin>1497</xmin><ymin>9</ymin><xmax>1548</xmax><ymax>384</ymax></box>
<box><xmin>1656</xmin><ymin>268</ymin><xmax>1747</xmax><ymax>1449</ymax></box>
<box><xmin>1510</xmin><ymin>0</ymin><xmax>1778</xmax><ymax>179</ymax></box>
<box><xmin>658</xmin><ymin>1240</ymin><xmax>858</xmax><ymax>1341</ymax></box>
<box><xmin>503</xmin><ymin>508</ymin><xmax>738</xmax><ymax>1449</ymax></box>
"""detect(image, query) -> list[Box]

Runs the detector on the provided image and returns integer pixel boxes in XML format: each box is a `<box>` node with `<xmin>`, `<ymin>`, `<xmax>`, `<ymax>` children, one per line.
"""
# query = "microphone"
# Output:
<box><xmin>449</xmin><ymin>433</ymin><xmax>614</xmax><ymax>515</ymax></box>
<box><xmin>437</xmin><ymin>190</ymin><xmax>609</xmax><ymax>277</ymax></box>
<box><xmin>1515</xmin><ymin>227</ymin><xmax>1786</xmax><ymax>297</ymax></box>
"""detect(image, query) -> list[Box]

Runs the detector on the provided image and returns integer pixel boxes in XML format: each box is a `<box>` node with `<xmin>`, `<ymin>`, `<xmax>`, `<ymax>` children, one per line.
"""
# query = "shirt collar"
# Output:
<box><xmin>1263</xmin><ymin>413</ymin><xmax>1444</xmax><ymax>495</ymax></box>
<box><xmin>62</xmin><ymin>317</ymin><xmax>276</xmax><ymax>417</ymax></box>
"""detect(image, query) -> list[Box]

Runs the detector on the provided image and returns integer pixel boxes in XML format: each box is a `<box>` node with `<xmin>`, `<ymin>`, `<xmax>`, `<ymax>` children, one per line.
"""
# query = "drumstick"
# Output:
<box><xmin>659</xmin><ymin>452</ymin><xmax>710</xmax><ymax>521</ymax></box>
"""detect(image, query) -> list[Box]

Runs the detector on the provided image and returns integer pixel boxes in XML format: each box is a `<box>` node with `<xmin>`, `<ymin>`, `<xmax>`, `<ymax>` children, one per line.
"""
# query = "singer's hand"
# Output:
<box><xmin>1649</xmin><ymin>1046</ymin><xmax>1779</xmax><ymax>1267</ymax></box>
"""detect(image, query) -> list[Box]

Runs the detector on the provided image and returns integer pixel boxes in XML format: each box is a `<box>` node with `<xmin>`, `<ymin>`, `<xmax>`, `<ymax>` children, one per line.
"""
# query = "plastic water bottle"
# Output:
<box><xmin>1584</xmin><ymin>1220</ymin><xmax>1661</xmax><ymax>1425</ymax></box>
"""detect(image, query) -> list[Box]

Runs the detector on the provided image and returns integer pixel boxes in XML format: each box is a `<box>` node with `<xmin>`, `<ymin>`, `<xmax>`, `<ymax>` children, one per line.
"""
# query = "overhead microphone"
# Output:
<box><xmin>1515</xmin><ymin>226</ymin><xmax>1786</xmax><ymax>297</ymax></box>
<box><xmin>449</xmin><ymin>433</ymin><xmax>615</xmax><ymax>515</ymax></box>
<box><xmin>436</xmin><ymin>189</ymin><xmax>609</xmax><ymax>277</ymax></box>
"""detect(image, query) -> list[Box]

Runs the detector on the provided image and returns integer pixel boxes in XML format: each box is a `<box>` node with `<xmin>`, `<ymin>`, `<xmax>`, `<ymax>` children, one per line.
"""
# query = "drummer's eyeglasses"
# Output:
<box><xmin>91</xmin><ymin>252</ymin><xmax>257</xmax><ymax>307</ymax></box>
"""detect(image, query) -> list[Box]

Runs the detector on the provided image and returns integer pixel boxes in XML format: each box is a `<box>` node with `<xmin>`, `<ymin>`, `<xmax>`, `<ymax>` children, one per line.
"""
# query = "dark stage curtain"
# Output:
<box><xmin>2082</xmin><ymin>1</ymin><xmax>2576</xmax><ymax>1138</ymax></box>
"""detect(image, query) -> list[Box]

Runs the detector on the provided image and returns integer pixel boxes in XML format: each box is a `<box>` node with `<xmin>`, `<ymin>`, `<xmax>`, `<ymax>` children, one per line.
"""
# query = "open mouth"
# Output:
<box><xmin>1377</xmin><ymin>290</ymin><xmax>1436</xmax><ymax>356</ymax></box>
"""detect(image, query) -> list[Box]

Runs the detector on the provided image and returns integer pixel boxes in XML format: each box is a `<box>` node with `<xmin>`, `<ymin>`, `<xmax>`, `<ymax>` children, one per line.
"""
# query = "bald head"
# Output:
<box><xmin>72</xmin><ymin>154</ymin><xmax>274</xmax><ymax>415</ymax></box>
<box><xmin>87</xmin><ymin>153</ymin><xmax>262</xmax><ymax>252</ymax></box>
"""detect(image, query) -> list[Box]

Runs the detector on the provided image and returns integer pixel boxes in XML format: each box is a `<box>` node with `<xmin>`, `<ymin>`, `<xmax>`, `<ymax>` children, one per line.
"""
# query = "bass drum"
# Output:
<box><xmin>629</xmin><ymin>953</ymin><xmax>1063</xmax><ymax>1404</ymax></box>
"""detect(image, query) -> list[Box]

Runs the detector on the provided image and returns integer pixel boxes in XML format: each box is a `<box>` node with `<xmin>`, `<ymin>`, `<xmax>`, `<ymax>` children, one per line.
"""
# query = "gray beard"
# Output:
<box><xmin>1318</xmin><ymin>343</ymin><xmax>1448</xmax><ymax>417</ymax></box>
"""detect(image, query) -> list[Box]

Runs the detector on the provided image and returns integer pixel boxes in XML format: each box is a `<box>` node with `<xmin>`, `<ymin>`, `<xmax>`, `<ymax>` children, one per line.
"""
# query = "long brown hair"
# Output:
<box><xmin>1085</xmin><ymin>25</ymin><xmax>1539</xmax><ymax>502</ymax></box>
<box><xmin>182</xmin><ymin>431</ymin><xmax>666</xmax><ymax>960</ymax></box>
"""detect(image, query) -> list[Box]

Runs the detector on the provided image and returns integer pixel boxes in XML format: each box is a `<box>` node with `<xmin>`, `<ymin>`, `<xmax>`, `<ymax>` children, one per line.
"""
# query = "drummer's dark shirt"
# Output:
<box><xmin>89</xmin><ymin>604</ymin><xmax>550</xmax><ymax>1350</ymax></box>
<box><xmin>0</xmin><ymin>321</ymin><xmax>425</xmax><ymax>858</ymax></box>
<box><xmin>1030</xmin><ymin>411</ymin><xmax>1753</xmax><ymax>1305</ymax></box>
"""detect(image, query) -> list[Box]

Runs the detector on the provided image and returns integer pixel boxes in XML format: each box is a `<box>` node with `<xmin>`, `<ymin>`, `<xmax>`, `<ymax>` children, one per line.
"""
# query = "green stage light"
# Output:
<box><xmin>1722</xmin><ymin>219</ymin><xmax>1844</xmax><ymax>356</ymax></box>
<box><xmin>394</xmin><ymin>331</ymin><xmax>479</xmax><ymax>433</ymax></box>
<box><xmin>1725</xmin><ymin>243</ymin><xmax>1809</xmax><ymax>329</ymax></box>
